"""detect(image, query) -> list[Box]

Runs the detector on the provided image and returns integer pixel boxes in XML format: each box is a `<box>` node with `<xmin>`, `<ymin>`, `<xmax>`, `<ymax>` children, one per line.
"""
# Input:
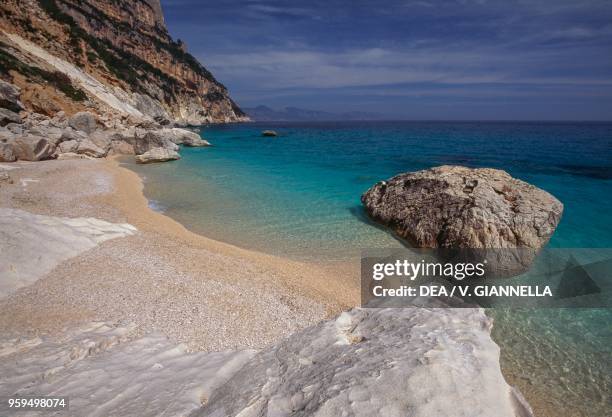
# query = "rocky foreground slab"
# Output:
<box><xmin>0</xmin><ymin>307</ymin><xmax>532</xmax><ymax>417</ymax></box>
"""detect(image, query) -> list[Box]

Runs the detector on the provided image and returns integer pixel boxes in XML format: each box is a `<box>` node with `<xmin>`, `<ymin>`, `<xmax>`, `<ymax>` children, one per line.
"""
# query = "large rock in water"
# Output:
<box><xmin>361</xmin><ymin>165</ymin><xmax>563</xmax><ymax>276</ymax></box>
<box><xmin>164</xmin><ymin>128</ymin><xmax>211</xmax><ymax>147</ymax></box>
<box><xmin>262</xmin><ymin>130</ymin><xmax>278</xmax><ymax>137</ymax></box>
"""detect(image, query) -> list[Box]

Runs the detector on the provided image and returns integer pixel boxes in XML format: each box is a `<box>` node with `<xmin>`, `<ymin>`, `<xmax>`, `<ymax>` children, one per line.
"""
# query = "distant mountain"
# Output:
<box><xmin>244</xmin><ymin>105</ymin><xmax>383</xmax><ymax>121</ymax></box>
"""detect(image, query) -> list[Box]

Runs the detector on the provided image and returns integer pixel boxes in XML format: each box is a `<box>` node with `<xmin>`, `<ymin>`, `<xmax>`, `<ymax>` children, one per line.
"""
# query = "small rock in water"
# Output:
<box><xmin>261</xmin><ymin>130</ymin><xmax>278</xmax><ymax>137</ymax></box>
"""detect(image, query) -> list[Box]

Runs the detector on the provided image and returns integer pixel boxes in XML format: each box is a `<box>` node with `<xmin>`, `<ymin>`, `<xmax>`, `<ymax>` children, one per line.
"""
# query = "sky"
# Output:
<box><xmin>161</xmin><ymin>0</ymin><xmax>612</xmax><ymax>120</ymax></box>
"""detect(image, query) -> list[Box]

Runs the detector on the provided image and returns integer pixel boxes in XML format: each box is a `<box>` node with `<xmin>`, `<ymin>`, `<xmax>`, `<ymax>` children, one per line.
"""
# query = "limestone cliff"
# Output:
<box><xmin>0</xmin><ymin>0</ymin><xmax>248</xmax><ymax>124</ymax></box>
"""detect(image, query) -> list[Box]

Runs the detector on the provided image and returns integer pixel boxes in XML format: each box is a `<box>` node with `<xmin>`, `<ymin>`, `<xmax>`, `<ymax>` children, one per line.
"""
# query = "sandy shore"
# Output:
<box><xmin>0</xmin><ymin>158</ymin><xmax>359</xmax><ymax>351</ymax></box>
<box><xmin>0</xmin><ymin>158</ymin><xmax>555</xmax><ymax>417</ymax></box>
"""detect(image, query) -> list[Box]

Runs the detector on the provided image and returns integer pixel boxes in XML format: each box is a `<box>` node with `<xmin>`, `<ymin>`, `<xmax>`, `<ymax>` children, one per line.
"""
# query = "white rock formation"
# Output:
<box><xmin>0</xmin><ymin>208</ymin><xmax>136</xmax><ymax>297</ymax></box>
<box><xmin>0</xmin><ymin>322</ymin><xmax>255</xmax><ymax>417</ymax></box>
<box><xmin>199</xmin><ymin>306</ymin><xmax>533</xmax><ymax>417</ymax></box>
<box><xmin>0</xmin><ymin>307</ymin><xmax>532</xmax><ymax>417</ymax></box>
<box><xmin>135</xmin><ymin>147</ymin><xmax>180</xmax><ymax>163</ymax></box>
<box><xmin>164</xmin><ymin>127</ymin><xmax>211</xmax><ymax>147</ymax></box>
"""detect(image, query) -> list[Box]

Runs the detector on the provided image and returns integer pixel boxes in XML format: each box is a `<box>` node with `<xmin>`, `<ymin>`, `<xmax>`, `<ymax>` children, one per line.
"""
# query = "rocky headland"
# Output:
<box><xmin>0</xmin><ymin>0</ymin><xmax>247</xmax><ymax>124</ymax></box>
<box><xmin>0</xmin><ymin>79</ymin><xmax>213</xmax><ymax>163</ymax></box>
<box><xmin>0</xmin><ymin>0</ymin><xmax>248</xmax><ymax>165</ymax></box>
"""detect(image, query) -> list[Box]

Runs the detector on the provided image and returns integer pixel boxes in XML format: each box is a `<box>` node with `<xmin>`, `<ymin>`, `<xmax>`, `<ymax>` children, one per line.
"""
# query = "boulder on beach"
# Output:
<box><xmin>58</xmin><ymin>139</ymin><xmax>79</xmax><ymax>154</ymax></box>
<box><xmin>60</xmin><ymin>127</ymin><xmax>87</xmax><ymax>143</ymax></box>
<box><xmin>89</xmin><ymin>130</ymin><xmax>113</xmax><ymax>152</ymax></box>
<box><xmin>77</xmin><ymin>139</ymin><xmax>107</xmax><ymax>158</ymax></box>
<box><xmin>69</xmin><ymin>111</ymin><xmax>97</xmax><ymax>134</ymax></box>
<box><xmin>361</xmin><ymin>165</ymin><xmax>563</xmax><ymax>276</ymax></box>
<box><xmin>135</xmin><ymin>147</ymin><xmax>180</xmax><ymax>164</ymax></box>
<box><xmin>10</xmin><ymin>134</ymin><xmax>55</xmax><ymax>161</ymax></box>
<box><xmin>0</xmin><ymin>79</ymin><xmax>24</xmax><ymax>112</ymax></box>
<box><xmin>0</xmin><ymin>108</ymin><xmax>22</xmax><ymax>127</ymax></box>
<box><xmin>110</xmin><ymin>140</ymin><xmax>135</xmax><ymax>155</ymax></box>
<box><xmin>0</xmin><ymin>142</ymin><xmax>16</xmax><ymax>162</ymax></box>
<box><xmin>261</xmin><ymin>130</ymin><xmax>278</xmax><ymax>137</ymax></box>
<box><xmin>134</xmin><ymin>131</ymin><xmax>179</xmax><ymax>155</ymax></box>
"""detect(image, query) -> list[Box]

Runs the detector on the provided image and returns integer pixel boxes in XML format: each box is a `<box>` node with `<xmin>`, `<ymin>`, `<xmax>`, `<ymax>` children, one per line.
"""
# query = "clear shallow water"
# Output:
<box><xmin>127</xmin><ymin>121</ymin><xmax>612</xmax><ymax>416</ymax></box>
<box><xmin>130</xmin><ymin>121</ymin><xmax>612</xmax><ymax>260</ymax></box>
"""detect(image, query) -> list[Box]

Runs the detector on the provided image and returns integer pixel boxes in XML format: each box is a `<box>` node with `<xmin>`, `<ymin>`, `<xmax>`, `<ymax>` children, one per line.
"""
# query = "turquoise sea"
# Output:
<box><xmin>127</xmin><ymin>121</ymin><xmax>612</xmax><ymax>416</ymax></box>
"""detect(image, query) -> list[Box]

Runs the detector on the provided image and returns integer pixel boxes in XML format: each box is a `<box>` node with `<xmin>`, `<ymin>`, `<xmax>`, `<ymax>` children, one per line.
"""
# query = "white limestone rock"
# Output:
<box><xmin>135</xmin><ymin>147</ymin><xmax>180</xmax><ymax>163</ymax></box>
<box><xmin>0</xmin><ymin>208</ymin><xmax>136</xmax><ymax>297</ymax></box>
<box><xmin>198</xmin><ymin>306</ymin><xmax>533</xmax><ymax>417</ymax></box>
<box><xmin>0</xmin><ymin>307</ymin><xmax>532</xmax><ymax>417</ymax></box>
<box><xmin>0</xmin><ymin>322</ymin><xmax>255</xmax><ymax>417</ymax></box>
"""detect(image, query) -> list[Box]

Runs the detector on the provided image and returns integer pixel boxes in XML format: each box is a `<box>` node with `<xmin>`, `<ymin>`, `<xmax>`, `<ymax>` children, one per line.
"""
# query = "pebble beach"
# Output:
<box><xmin>0</xmin><ymin>158</ymin><xmax>357</xmax><ymax>351</ymax></box>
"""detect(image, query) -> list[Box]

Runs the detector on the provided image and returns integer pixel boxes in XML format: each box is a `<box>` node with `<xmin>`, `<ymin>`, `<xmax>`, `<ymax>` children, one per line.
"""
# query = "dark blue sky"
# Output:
<box><xmin>162</xmin><ymin>0</ymin><xmax>612</xmax><ymax>120</ymax></box>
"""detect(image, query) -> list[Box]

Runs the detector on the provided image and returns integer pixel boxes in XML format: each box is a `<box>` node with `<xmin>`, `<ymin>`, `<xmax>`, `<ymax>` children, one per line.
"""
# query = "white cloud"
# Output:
<box><xmin>202</xmin><ymin>44</ymin><xmax>612</xmax><ymax>92</ymax></box>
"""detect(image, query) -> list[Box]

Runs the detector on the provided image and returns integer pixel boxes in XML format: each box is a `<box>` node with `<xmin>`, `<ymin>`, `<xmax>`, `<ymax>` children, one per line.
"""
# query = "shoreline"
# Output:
<box><xmin>0</xmin><ymin>157</ymin><xmax>358</xmax><ymax>351</ymax></box>
<box><xmin>106</xmin><ymin>156</ymin><xmax>360</xmax><ymax>314</ymax></box>
<box><xmin>122</xmin><ymin>158</ymin><xmax>578</xmax><ymax>417</ymax></box>
<box><xmin>0</xmin><ymin>156</ymin><xmax>545</xmax><ymax>416</ymax></box>
<box><xmin>115</xmin><ymin>157</ymin><xmax>546</xmax><ymax>413</ymax></box>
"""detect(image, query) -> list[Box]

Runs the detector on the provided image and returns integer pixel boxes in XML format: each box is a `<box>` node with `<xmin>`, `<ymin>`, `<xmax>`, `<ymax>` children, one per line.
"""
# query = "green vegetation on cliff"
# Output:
<box><xmin>0</xmin><ymin>42</ymin><xmax>87</xmax><ymax>101</ymax></box>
